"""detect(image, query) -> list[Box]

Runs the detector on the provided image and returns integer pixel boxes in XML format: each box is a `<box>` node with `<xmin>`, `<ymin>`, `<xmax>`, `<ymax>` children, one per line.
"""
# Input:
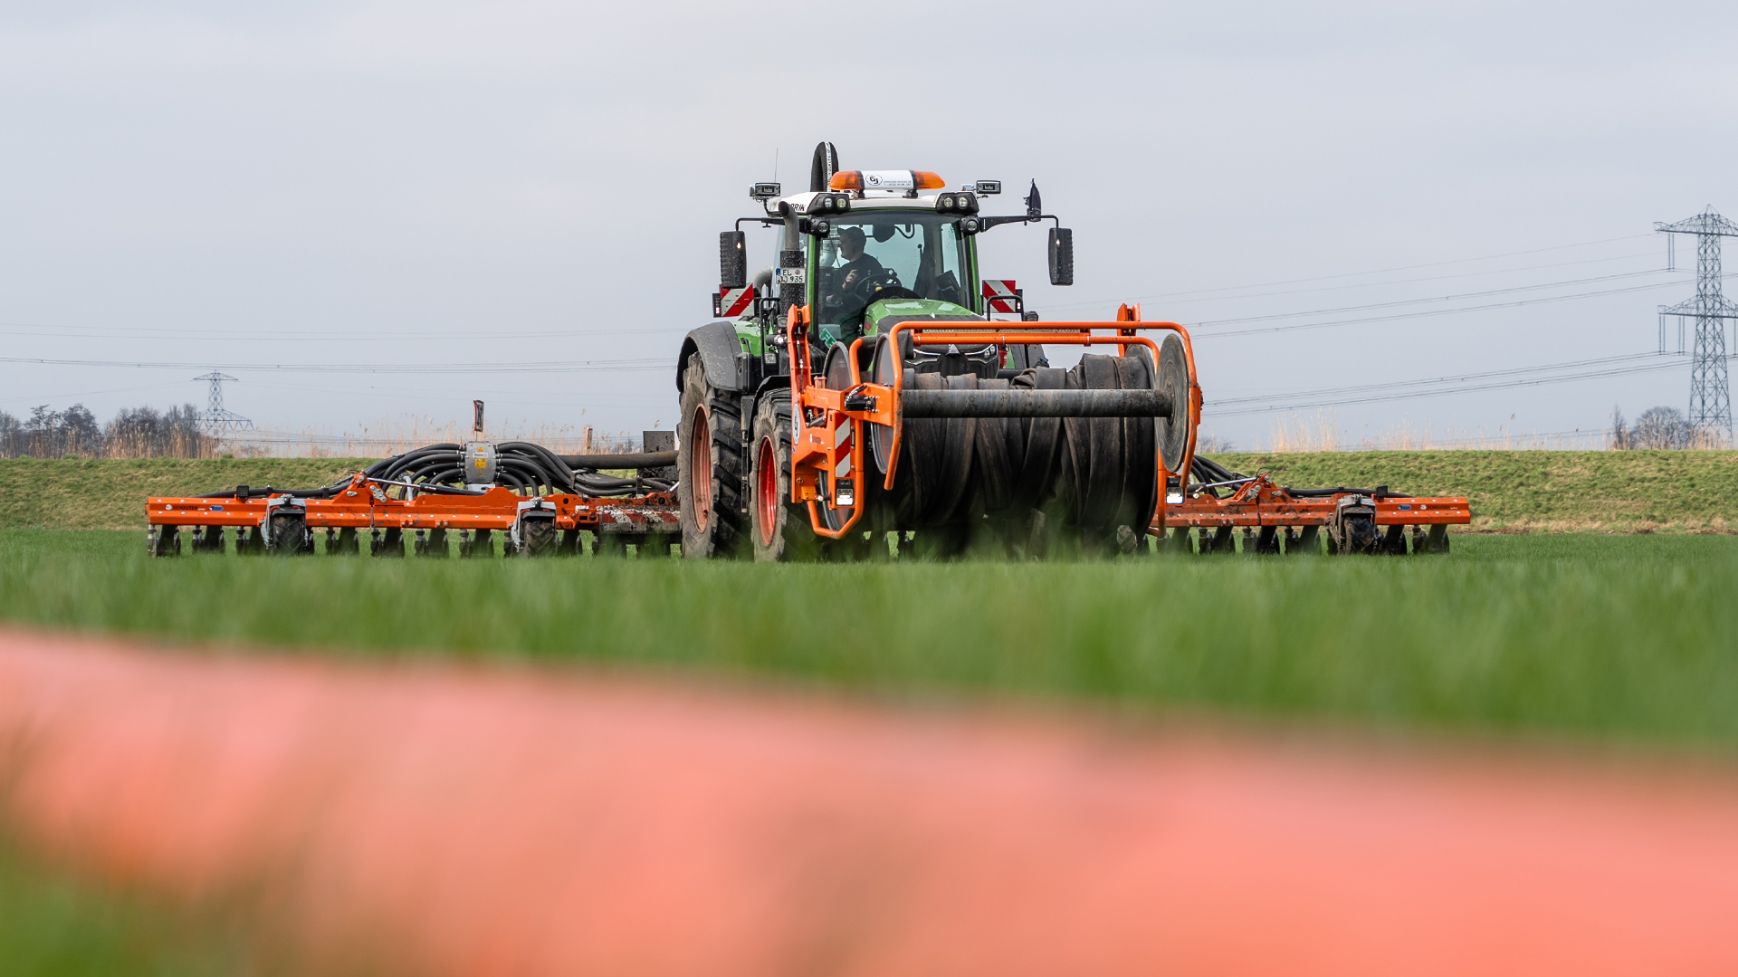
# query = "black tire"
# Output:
<box><xmin>517</xmin><ymin>516</ymin><xmax>557</xmax><ymax>557</ymax></box>
<box><xmin>678</xmin><ymin>357</ymin><xmax>746</xmax><ymax>559</ymax></box>
<box><xmin>749</xmin><ymin>390</ymin><xmax>818</xmax><ymax>562</ymax></box>
<box><xmin>265</xmin><ymin>513</ymin><xmax>309</xmax><ymax>555</ymax></box>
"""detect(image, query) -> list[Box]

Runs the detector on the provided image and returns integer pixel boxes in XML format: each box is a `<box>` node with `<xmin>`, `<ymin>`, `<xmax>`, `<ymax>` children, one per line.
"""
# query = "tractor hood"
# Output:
<box><xmin>862</xmin><ymin>297</ymin><xmax>981</xmax><ymax>336</ymax></box>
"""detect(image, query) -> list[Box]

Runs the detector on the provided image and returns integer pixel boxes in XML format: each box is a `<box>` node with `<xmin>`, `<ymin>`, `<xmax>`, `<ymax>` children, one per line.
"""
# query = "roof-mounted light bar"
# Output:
<box><xmin>828</xmin><ymin>170</ymin><xmax>946</xmax><ymax>193</ymax></box>
<box><xmin>969</xmin><ymin>180</ymin><xmax>1002</xmax><ymax>195</ymax></box>
<box><xmin>748</xmin><ymin>182</ymin><xmax>782</xmax><ymax>201</ymax></box>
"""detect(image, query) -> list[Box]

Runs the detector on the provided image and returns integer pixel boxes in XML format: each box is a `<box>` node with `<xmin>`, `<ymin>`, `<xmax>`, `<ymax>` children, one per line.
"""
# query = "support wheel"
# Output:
<box><xmin>515</xmin><ymin>516</ymin><xmax>557</xmax><ymax>557</ymax></box>
<box><xmin>265</xmin><ymin>512</ymin><xmax>310</xmax><ymax>555</ymax></box>
<box><xmin>678</xmin><ymin>358</ymin><xmax>747</xmax><ymax>559</ymax></box>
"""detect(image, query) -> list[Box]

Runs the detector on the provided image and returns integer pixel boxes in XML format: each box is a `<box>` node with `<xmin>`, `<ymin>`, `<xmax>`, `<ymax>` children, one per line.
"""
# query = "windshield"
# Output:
<box><xmin>813</xmin><ymin>212</ymin><xmax>970</xmax><ymax>333</ymax></box>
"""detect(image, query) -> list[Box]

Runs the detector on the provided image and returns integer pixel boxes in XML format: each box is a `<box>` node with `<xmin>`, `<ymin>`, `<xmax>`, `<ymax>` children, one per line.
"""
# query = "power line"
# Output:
<box><xmin>1</xmin><ymin>381</ymin><xmax>183</xmax><ymax>408</ymax></box>
<box><xmin>1212</xmin><ymin>352</ymin><xmax>1671</xmax><ymax>406</ymax></box>
<box><xmin>1214</xmin><ymin>356</ymin><xmax>1707</xmax><ymax>417</ymax></box>
<box><xmin>241</xmin><ymin>377</ymin><xmax>673</xmax><ymax>408</ymax></box>
<box><xmin>0</xmin><ymin>321</ymin><xmax>687</xmax><ymax>342</ymax></box>
<box><xmin>1189</xmin><ymin>268</ymin><xmax>1675</xmax><ymax>329</ymax></box>
<box><xmin>1048</xmin><ymin>232</ymin><xmax>1656</xmax><ymax>308</ymax></box>
<box><xmin>1046</xmin><ymin>249</ymin><xmax>1661</xmax><ymax>311</ymax></box>
<box><xmin>0</xmin><ymin>356</ymin><xmax>669</xmax><ymax>375</ymax></box>
<box><xmin>1195</xmin><ymin>277</ymin><xmax>1710</xmax><ymax>341</ymax></box>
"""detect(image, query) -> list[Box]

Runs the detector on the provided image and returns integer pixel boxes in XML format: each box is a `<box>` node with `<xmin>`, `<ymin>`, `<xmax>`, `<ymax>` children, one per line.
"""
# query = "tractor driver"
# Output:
<box><xmin>828</xmin><ymin>226</ymin><xmax>885</xmax><ymax>328</ymax></box>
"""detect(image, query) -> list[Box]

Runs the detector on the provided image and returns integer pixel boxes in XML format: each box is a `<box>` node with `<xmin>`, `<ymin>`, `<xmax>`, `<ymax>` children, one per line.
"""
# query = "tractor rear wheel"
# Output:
<box><xmin>678</xmin><ymin>358</ymin><xmax>746</xmax><ymax>559</ymax></box>
<box><xmin>749</xmin><ymin>391</ymin><xmax>818</xmax><ymax>562</ymax></box>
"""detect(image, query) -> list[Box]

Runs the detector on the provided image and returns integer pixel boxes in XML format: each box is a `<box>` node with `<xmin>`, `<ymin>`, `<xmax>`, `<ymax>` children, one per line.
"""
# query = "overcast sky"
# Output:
<box><xmin>3</xmin><ymin>1</ymin><xmax>1736</xmax><ymax>449</ymax></box>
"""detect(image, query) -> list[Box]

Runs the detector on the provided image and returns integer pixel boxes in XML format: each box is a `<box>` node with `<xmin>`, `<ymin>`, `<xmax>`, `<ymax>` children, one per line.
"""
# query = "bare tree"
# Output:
<box><xmin>0</xmin><ymin>410</ymin><xmax>20</xmax><ymax>457</ymax></box>
<box><xmin>1195</xmin><ymin>434</ymin><xmax>1237</xmax><ymax>454</ymax></box>
<box><xmin>1628</xmin><ymin>406</ymin><xmax>1692</xmax><ymax>450</ymax></box>
<box><xmin>1610</xmin><ymin>405</ymin><xmax>1628</xmax><ymax>450</ymax></box>
<box><xmin>60</xmin><ymin>404</ymin><xmax>102</xmax><ymax>455</ymax></box>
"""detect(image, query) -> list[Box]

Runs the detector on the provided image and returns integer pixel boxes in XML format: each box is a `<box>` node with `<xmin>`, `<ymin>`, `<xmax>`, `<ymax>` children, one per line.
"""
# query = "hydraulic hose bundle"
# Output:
<box><xmin>197</xmin><ymin>442</ymin><xmax>677</xmax><ymax>501</ymax></box>
<box><xmin>151</xmin><ymin>440</ymin><xmax>684</xmax><ymax>558</ymax></box>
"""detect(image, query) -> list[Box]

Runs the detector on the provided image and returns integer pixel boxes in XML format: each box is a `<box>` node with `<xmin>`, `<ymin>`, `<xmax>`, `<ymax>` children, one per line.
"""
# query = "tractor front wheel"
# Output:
<box><xmin>749</xmin><ymin>391</ymin><xmax>819</xmax><ymax>563</ymax></box>
<box><xmin>678</xmin><ymin>357</ymin><xmax>746</xmax><ymax>559</ymax></box>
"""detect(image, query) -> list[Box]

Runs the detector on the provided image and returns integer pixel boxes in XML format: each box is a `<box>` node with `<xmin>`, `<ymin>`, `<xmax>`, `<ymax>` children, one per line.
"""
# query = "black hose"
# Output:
<box><xmin>199</xmin><ymin>485</ymin><xmax>343</xmax><ymax>500</ymax></box>
<box><xmin>1186</xmin><ymin>454</ymin><xmax>1413</xmax><ymax>500</ymax></box>
<box><xmin>559</xmin><ymin>451</ymin><xmax>678</xmax><ymax>470</ymax></box>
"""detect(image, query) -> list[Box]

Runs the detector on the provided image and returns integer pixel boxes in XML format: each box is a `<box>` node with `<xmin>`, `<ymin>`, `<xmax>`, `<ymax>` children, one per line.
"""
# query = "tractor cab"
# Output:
<box><xmin>707</xmin><ymin>148</ymin><xmax>1074</xmax><ymax>390</ymax></box>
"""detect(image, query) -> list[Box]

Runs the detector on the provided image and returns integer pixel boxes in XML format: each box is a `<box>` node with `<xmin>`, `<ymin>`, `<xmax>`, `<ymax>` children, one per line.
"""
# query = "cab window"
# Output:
<box><xmin>813</xmin><ymin>213</ymin><xmax>970</xmax><ymax>333</ymax></box>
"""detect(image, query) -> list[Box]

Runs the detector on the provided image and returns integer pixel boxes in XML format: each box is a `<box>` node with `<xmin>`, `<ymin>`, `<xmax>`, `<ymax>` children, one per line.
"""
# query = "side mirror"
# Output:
<box><xmin>720</xmin><ymin>231</ymin><xmax>747</xmax><ymax>289</ymax></box>
<box><xmin>1047</xmin><ymin>228</ymin><xmax>1074</xmax><ymax>286</ymax></box>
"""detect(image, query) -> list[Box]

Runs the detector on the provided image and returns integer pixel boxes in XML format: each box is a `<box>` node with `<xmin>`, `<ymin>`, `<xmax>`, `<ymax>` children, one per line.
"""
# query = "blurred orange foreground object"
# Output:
<box><xmin>3</xmin><ymin>630</ymin><xmax>1738</xmax><ymax>977</ymax></box>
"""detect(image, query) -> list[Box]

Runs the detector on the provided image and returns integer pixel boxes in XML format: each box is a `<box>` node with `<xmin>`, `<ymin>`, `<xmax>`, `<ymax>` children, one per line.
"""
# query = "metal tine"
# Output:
<box><xmin>324</xmin><ymin>527</ymin><xmax>361</xmax><ymax>555</ymax></box>
<box><xmin>147</xmin><ymin>524</ymin><xmax>181</xmax><ymax>557</ymax></box>
<box><xmin>1378</xmin><ymin>525</ymin><xmax>1407</xmax><ymax>556</ymax></box>
<box><xmin>370</xmin><ymin>528</ymin><xmax>405</xmax><ymax>558</ymax></box>
<box><xmin>459</xmin><ymin>529</ymin><xmax>494</xmax><ymax>558</ymax></box>
<box><xmin>1197</xmin><ymin>526</ymin><xmax>1233</xmax><ymax>555</ymax></box>
<box><xmin>192</xmin><ymin>525</ymin><xmax>226</xmax><ymax>554</ymax></box>
<box><xmin>415</xmin><ymin>528</ymin><xmax>452</xmax><ymax>558</ymax></box>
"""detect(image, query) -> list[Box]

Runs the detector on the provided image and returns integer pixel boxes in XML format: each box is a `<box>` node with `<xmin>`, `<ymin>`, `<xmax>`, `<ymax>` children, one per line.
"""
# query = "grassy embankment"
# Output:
<box><xmin>2</xmin><ymin>451</ymin><xmax>1732</xmax><ymax>533</ymax></box>
<box><xmin>1215</xmin><ymin>450</ymin><xmax>1735</xmax><ymax>534</ymax></box>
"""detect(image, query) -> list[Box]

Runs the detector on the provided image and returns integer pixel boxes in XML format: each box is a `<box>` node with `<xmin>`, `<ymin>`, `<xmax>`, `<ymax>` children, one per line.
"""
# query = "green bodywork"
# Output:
<box><xmin>731</xmin><ymin>319</ymin><xmax>763</xmax><ymax>357</ymax></box>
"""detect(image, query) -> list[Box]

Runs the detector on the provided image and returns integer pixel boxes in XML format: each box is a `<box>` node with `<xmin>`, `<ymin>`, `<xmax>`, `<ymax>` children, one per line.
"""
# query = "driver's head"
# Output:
<box><xmin>838</xmin><ymin>226</ymin><xmax>866</xmax><ymax>260</ymax></box>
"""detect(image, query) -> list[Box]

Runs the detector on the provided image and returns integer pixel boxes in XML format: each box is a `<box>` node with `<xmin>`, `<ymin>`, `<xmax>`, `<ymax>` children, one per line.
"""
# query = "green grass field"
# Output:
<box><xmin>4</xmin><ymin>530</ymin><xmax>1735</xmax><ymax>748</ymax></box>
<box><xmin>0</xmin><ymin>846</ymin><xmax>243</xmax><ymax>976</ymax></box>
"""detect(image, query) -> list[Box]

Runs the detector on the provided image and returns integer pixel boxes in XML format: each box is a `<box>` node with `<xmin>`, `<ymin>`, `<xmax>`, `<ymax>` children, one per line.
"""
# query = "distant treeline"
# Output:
<box><xmin>0</xmin><ymin>404</ymin><xmax>216</xmax><ymax>459</ymax></box>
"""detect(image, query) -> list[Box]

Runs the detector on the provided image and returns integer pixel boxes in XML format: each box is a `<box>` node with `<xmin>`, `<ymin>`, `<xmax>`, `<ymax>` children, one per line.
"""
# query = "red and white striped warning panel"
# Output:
<box><xmin>714</xmin><ymin>286</ymin><xmax>757</xmax><ymax>318</ymax></box>
<box><xmin>982</xmin><ymin>279</ymin><xmax>1022</xmax><ymax>314</ymax></box>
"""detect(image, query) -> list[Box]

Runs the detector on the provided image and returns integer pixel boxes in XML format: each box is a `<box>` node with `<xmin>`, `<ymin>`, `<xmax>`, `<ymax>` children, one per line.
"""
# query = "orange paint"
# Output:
<box><xmin>3</xmin><ymin>628</ymin><xmax>1738</xmax><ymax>976</ymax></box>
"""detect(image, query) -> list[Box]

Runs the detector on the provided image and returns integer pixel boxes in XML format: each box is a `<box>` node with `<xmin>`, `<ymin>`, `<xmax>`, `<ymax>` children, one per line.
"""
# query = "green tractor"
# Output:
<box><xmin>675</xmin><ymin>142</ymin><xmax>1196</xmax><ymax>560</ymax></box>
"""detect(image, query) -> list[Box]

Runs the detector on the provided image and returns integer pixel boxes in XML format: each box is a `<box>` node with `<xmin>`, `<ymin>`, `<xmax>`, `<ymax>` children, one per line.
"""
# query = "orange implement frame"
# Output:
<box><xmin>146</xmin><ymin>471</ymin><xmax>678</xmax><ymax>547</ymax></box>
<box><xmin>1163</xmin><ymin>476</ymin><xmax>1472</xmax><ymax>530</ymax></box>
<box><xmin>784</xmin><ymin>303</ymin><xmax>1203</xmax><ymax>539</ymax></box>
<box><xmin>1162</xmin><ymin>475</ymin><xmax>1471</xmax><ymax>530</ymax></box>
